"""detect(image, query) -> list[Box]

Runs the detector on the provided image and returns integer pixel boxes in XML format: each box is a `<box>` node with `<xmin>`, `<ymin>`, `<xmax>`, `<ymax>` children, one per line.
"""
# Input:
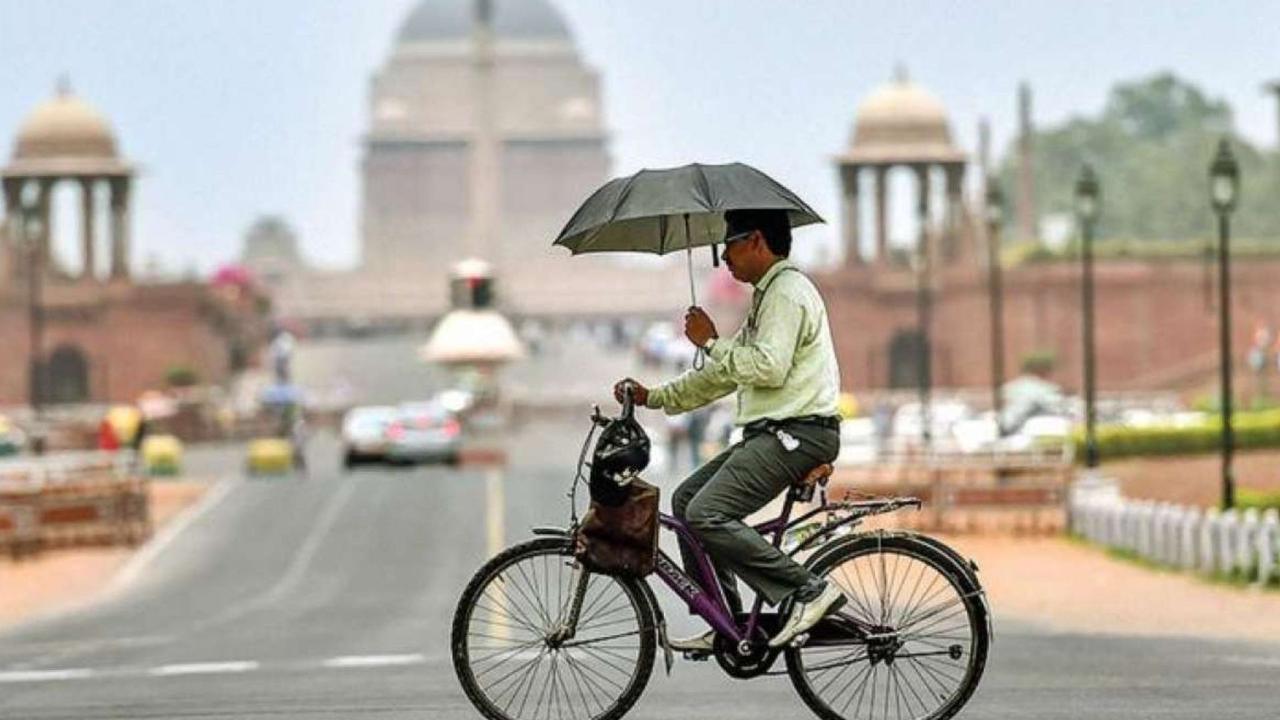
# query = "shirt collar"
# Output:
<box><xmin>753</xmin><ymin>258</ymin><xmax>794</xmax><ymax>290</ymax></box>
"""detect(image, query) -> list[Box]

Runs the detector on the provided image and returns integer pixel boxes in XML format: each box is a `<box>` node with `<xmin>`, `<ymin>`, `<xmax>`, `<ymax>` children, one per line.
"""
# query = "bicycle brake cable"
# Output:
<box><xmin>568</xmin><ymin>420</ymin><xmax>599</xmax><ymax>527</ymax></box>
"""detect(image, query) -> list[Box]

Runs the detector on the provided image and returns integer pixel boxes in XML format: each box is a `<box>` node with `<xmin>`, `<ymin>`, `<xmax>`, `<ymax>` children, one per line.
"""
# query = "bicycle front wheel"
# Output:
<box><xmin>451</xmin><ymin>536</ymin><xmax>656</xmax><ymax>720</ymax></box>
<box><xmin>786</xmin><ymin>533</ymin><xmax>990</xmax><ymax>720</ymax></box>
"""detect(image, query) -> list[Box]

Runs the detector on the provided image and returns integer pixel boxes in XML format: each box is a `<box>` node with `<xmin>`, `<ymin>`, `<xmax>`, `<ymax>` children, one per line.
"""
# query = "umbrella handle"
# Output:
<box><xmin>684</xmin><ymin>223</ymin><xmax>707</xmax><ymax>371</ymax></box>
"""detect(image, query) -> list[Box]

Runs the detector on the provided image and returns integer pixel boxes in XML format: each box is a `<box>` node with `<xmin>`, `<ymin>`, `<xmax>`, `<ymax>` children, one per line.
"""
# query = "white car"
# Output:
<box><xmin>341</xmin><ymin>405</ymin><xmax>398</xmax><ymax>468</ymax></box>
<box><xmin>386</xmin><ymin>402</ymin><xmax>462</xmax><ymax>466</ymax></box>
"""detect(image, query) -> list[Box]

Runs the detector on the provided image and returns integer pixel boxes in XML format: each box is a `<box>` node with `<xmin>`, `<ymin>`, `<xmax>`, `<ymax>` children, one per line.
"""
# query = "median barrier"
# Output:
<box><xmin>456</xmin><ymin>447</ymin><xmax>507</xmax><ymax>467</ymax></box>
<box><xmin>0</xmin><ymin>453</ymin><xmax>150</xmax><ymax>559</ymax></box>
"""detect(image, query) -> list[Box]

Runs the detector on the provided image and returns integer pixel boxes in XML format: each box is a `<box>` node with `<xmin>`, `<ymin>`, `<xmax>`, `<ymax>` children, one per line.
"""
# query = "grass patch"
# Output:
<box><xmin>1236</xmin><ymin>488</ymin><xmax>1280</xmax><ymax>512</ymax></box>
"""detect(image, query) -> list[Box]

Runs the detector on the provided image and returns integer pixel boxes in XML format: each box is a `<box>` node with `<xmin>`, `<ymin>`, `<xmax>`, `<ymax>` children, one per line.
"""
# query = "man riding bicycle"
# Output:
<box><xmin>614</xmin><ymin>208</ymin><xmax>845</xmax><ymax>652</ymax></box>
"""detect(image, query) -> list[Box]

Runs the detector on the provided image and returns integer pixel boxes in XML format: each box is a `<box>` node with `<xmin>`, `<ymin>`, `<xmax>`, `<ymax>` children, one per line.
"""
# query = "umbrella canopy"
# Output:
<box><xmin>259</xmin><ymin>383</ymin><xmax>304</xmax><ymax>408</ymax></box>
<box><xmin>553</xmin><ymin>162</ymin><xmax>823</xmax><ymax>255</ymax></box>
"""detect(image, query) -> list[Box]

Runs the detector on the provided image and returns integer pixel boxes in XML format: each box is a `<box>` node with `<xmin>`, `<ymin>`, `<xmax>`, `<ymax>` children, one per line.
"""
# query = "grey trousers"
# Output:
<box><xmin>672</xmin><ymin>422</ymin><xmax>841</xmax><ymax>612</ymax></box>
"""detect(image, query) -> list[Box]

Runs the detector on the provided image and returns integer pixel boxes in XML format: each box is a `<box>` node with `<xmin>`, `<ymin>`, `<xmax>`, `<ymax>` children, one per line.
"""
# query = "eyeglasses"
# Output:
<box><xmin>723</xmin><ymin>229</ymin><xmax>755</xmax><ymax>245</ymax></box>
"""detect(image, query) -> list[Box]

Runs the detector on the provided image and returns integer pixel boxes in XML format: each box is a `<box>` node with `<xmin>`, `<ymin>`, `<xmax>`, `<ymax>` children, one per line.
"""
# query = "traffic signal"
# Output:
<box><xmin>449</xmin><ymin>261</ymin><xmax>495</xmax><ymax>309</ymax></box>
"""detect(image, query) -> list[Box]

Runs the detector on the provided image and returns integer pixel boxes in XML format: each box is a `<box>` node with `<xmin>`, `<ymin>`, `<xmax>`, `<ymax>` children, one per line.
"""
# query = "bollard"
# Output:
<box><xmin>1163</xmin><ymin>505</ymin><xmax>1181</xmax><ymax>566</ymax></box>
<box><xmin>1141</xmin><ymin>502</ymin><xmax>1158</xmax><ymax>561</ymax></box>
<box><xmin>1180</xmin><ymin>507</ymin><xmax>1201</xmax><ymax>571</ymax></box>
<box><xmin>1122</xmin><ymin>503</ymin><xmax>1137</xmax><ymax>554</ymax></box>
<box><xmin>1217</xmin><ymin>510</ymin><xmax>1239</xmax><ymax>576</ymax></box>
<box><xmin>1239</xmin><ymin>508</ymin><xmax>1261</xmax><ymax>582</ymax></box>
<box><xmin>1199</xmin><ymin>508</ymin><xmax>1220</xmax><ymax>574</ymax></box>
<box><xmin>1256</xmin><ymin>509</ymin><xmax>1278</xmax><ymax>587</ymax></box>
<box><xmin>1163</xmin><ymin>505</ymin><xmax>1178</xmax><ymax>567</ymax></box>
<box><xmin>1153</xmin><ymin>503</ymin><xmax>1171</xmax><ymax>565</ymax></box>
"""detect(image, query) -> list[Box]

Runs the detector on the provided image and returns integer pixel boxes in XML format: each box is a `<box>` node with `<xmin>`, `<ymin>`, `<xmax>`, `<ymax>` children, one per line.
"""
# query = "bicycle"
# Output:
<box><xmin>451</xmin><ymin>391</ymin><xmax>992</xmax><ymax>720</ymax></box>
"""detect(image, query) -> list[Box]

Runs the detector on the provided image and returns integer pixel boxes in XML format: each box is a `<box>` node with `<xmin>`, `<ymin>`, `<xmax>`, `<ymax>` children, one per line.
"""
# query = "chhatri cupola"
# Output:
<box><xmin>2</xmin><ymin>80</ymin><xmax>134</xmax><ymax>282</ymax></box>
<box><xmin>836</xmin><ymin>68</ymin><xmax>967</xmax><ymax>266</ymax></box>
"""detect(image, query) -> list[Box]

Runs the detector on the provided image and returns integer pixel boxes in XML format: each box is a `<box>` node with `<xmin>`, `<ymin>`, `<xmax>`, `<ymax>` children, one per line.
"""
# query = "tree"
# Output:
<box><xmin>1000</xmin><ymin>72</ymin><xmax>1280</xmax><ymax>244</ymax></box>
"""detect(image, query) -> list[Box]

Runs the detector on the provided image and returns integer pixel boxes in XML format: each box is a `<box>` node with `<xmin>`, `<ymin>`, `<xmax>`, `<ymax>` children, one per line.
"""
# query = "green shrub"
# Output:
<box><xmin>1237</xmin><ymin>488</ymin><xmax>1280</xmax><ymax>511</ymax></box>
<box><xmin>1073</xmin><ymin>408</ymin><xmax>1280</xmax><ymax>461</ymax></box>
<box><xmin>1019</xmin><ymin>349</ymin><xmax>1057</xmax><ymax>375</ymax></box>
<box><xmin>165</xmin><ymin>365</ymin><xmax>199</xmax><ymax>388</ymax></box>
<box><xmin>1009</xmin><ymin>237</ymin><xmax>1280</xmax><ymax>266</ymax></box>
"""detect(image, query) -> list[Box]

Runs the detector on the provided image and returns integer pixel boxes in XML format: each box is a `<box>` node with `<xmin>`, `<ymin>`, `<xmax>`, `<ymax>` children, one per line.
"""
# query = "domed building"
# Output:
<box><xmin>361</xmin><ymin>0</ymin><xmax>608</xmax><ymax>273</ymax></box>
<box><xmin>835</xmin><ymin>68</ymin><xmax>969</xmax><ymax>266</ymax></box>
<box><xmin>2</xmin><ymin>81</ymin><xmax>134</xmax><ymax>283</ymax></box>
<box><xmin>278</xmin><ymin>0</ymin><xmax>690</xmax><ymax>324</ymax></box>
<box><xmin>816</xmin><ymin>71</ymin><xmax>1280</xmax><ymax>403</ymax></box>
<box><xmin>0</xmin><ymin>84</ymin><xmax>266</xmax><ymax>406</ymax></box>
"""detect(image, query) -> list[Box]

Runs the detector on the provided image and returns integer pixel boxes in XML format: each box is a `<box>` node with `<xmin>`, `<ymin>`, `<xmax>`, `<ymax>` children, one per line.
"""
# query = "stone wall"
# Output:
<box><xmin>0</xmin><ymin>282</ymin><xmax>250</xmax><ymax>405</ymax></box>
<box><xmin>816</xmin><ymin>258</ymin><xmax>1280</xmax><ymax>396</ymax></box>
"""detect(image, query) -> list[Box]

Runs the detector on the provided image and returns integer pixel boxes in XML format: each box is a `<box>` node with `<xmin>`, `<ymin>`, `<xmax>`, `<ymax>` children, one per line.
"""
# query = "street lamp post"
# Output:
<box><xmin>21</xmin><ymin>203</ymin><xmax>46</xmax><ymax>416</ymax></box>
<box><xmin>913</xmin><ymin>225</ymin><xmax>932</xmax><ymax>453</ymax></box>
<box><xmin>985</xmin><ymin>178</ymin><xmax>1006</xmax><ymax>436</ymax></box>
<box><xmin>1210</xmin><ymin>139</ymin><xmax>1241</xmax><ymax>510</ymax></box>
<box><xmin>1074</xmin><ymin>165</ymin><xmax>1101</xmax><ymax>469</ymax></box>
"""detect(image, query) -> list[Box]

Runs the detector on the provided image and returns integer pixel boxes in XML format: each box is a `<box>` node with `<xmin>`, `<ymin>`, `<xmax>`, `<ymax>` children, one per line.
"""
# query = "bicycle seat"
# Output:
<box><xmin>789</xmin><ymin>463</ymin><xmax>833</xmax><ymax>502</ymax></box>
<box><xmin>796</xmin><ymin>463</ymin><xmax>833</xmax><ymax>488</ymax></box>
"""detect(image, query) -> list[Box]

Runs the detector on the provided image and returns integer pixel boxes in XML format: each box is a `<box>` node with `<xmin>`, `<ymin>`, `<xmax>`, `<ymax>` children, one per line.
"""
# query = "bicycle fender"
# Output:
<box><xmin>901</xmin><ymin>532</ymin><xmax>994</xmax><ymax>646</ymax></box>
<box><xmin>633</xmin><ymin>578</ymin><xmax>672</xmax><ymax>676</ymax></box>
<box><xmin>807</xmin><ymin>531</ymin><xmax>994</xmax><ymax>647</ymax></box>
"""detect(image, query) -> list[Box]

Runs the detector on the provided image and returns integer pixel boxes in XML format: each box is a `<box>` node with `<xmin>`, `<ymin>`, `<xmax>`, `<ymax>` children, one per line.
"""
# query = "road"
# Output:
<box><xmin>1</xmin><ymin>340</ymin><xmax>1278</xmax><ymax>719</ymax></box>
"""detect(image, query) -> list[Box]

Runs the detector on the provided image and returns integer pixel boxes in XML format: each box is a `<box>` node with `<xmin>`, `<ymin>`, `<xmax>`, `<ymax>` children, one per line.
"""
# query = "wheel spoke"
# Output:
<box><xmin>794</xmin><ymin>542</ymin><xmax>985</xmax><ymax>720</ymax></box>
<box><xmin>458</xmin><ymin>543</ymin><xmax>652</xmax><ymax>720</ymax></box>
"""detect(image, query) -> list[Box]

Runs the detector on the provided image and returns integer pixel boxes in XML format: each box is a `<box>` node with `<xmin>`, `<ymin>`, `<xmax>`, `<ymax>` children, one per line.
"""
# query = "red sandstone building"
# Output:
<box><xmin>815</xmin><ymin>74</ymin><xmax>1280</xmax><ymax>400</ymax></box>
<box><xmin>0</xmin><ymin>85</ymin><xmax>262</xmax><ymax>406</ymax></box>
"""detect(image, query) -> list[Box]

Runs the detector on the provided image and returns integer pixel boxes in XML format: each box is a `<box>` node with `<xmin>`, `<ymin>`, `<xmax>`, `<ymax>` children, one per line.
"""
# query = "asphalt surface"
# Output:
<box><xmin>2</xmin><ymin>342</ymin><xmax>1278</xmax><ymax>719</ymax></box>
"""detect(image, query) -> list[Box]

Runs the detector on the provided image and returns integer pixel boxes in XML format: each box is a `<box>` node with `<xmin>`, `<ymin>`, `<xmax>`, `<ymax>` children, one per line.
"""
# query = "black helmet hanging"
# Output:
<box><xmin>588</xmin><ymin>389</ymin><xmax>651</xmax><ymax>507</ymax></box>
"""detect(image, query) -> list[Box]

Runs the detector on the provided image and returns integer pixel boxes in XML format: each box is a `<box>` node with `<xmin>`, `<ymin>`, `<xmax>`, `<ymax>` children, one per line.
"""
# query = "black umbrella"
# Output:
<box><xmin>553</xmin><ymin>162</ymin><xmax>823</xmax><ymax>307</ymax></box>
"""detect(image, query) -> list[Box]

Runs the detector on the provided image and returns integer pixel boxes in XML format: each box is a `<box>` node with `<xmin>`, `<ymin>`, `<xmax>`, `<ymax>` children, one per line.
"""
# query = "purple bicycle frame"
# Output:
<box><xmin>651</xmin><ymin>493</ymin><xmax>800</xmax><ymax>646</ymax></box>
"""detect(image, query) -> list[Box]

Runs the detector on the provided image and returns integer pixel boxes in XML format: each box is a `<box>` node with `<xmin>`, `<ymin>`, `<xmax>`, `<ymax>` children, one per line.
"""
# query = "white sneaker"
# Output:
<box><xmin>769</xmin><ymin>584</ymin><xmax>846</xmax><ymax>648</ymax></box>
<box><xmin>668</xmin><ymin>630</ymin><xmax>715</xmax><ymax>653</ymax></box>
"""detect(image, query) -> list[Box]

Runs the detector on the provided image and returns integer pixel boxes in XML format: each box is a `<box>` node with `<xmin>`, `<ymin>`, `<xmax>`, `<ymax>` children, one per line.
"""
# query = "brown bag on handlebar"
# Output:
<box><xmin>574</xmin><ymin>478</ymin><xmax>659</xmax><ymax>577</ymax></box>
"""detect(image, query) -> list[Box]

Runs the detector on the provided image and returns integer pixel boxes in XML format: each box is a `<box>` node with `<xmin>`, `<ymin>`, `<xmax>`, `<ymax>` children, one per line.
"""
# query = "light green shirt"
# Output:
<box><xmin>647</xmin><ymin>259</ymin><xmax>841</xmax><ymax>426</ymax></box>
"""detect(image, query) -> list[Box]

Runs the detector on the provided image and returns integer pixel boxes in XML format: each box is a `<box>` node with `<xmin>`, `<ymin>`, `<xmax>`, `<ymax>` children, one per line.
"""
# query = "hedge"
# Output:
<box><xmin>1070</xmin><ymin>408</ymin><xmax>1280</xmax><ymax>462</ymax></box>
<box><xmin>1004</xmin><ymin>237</ymin><xmax>1280</xmax><ymax>266</ymax></box>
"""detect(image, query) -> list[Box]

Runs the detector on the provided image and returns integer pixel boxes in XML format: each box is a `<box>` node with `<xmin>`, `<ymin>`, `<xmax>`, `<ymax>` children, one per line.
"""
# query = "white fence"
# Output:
<box><xmin>1070</xmin><ymin>476</ymin><xmax>1280</xmax><ymax>586</ymax></box>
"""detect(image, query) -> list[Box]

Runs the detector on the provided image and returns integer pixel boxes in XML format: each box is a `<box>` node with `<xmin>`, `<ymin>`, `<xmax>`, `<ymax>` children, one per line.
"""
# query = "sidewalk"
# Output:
<box><xmin>946</xmin><ymin>533</ymin><xmax>1280</xmax><ymax>645</ymax></box>
<box><xmin>0</xmin><ymin>480</ymin><xmax>208</xmax><ymax>630</ymax></box>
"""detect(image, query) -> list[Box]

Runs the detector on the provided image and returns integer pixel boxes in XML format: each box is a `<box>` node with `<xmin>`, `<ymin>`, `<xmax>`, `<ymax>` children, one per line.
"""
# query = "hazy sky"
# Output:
<box><xmin>1</xmin><ymin>0</ymin><xmax>1277</xmax><ymax>275</ymax></box>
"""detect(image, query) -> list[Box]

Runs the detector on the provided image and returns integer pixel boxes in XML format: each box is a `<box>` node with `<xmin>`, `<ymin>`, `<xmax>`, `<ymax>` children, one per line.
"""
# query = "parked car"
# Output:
<box><xmin>341</xmin><ymin>405</ymin><xmax>399</xmax><ymax>468</ymax></box>
<box><xmin>386</xmin><ymin>402</ymin><xmax>462</xmax><ymax>466</ymax></box>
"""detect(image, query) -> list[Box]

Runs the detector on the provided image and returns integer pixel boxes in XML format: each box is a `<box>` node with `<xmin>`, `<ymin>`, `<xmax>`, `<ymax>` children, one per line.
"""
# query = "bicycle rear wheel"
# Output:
<box><xmin>451</xmin><ymin>537</ymin><xmax>656</xmax><ymax>720</ymax></box>
<box><xmin>786</xmin><ymin>533</ymin><xmax>990</xmax><ymax>720</ymax></box>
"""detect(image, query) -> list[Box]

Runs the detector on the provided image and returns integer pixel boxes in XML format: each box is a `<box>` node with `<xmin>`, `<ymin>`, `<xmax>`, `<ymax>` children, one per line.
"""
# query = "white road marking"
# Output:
<box><xmin>108</xmin><ymin>475</ymin><xmax>243</xmax><ymax>596</ymax></box>
<box><xmin>485</xmin><ymin>468</ymin><xmax>510</xmax><ymax>643</ymax></box>
<box><xmin>199</xmin><ymin>478</ymin><xmax>358</xmax><ymax>629</ymax></box>
<box><xmin>486</xmin><ymin>468</ymin><xmax>505</xmax><ymax>559</ymax></box>
<box><xmin>1220</xmin><ymin>655</ymin><xmax>1280</xmax><ymax>668</ymax></box>
<box><xmin>0</xmin><ymin>652</ymin><xmax>445</xmax><ymax>683</ymax></box>
<box><xmin>0</xmin><ymin>668</ymin><xmax>95</xmax><ymax>683</ymax></box>
<box><xmin>322</xmin><ymin>654</ymin><xmax>426</xmax><ymax>668</ymax></box>
<box><xmin>150</xmin><ymin>661</ymin><xmax>259</xmax><ymax>676</ymax></box>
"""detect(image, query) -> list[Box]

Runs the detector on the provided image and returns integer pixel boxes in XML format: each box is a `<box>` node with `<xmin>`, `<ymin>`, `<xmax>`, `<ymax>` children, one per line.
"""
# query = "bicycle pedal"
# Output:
<box><xmin>681</xmin><ymin>650</ymin><xmax>711</xmax><ymax>662</ymax></box>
